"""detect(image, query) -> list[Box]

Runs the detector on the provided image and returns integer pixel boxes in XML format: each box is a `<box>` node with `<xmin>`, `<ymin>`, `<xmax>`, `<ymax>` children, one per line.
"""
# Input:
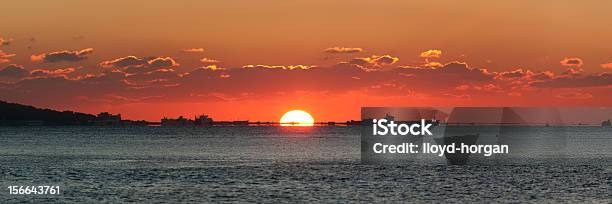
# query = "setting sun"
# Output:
<box><xmin>279</xmin><ymin>110</ymin><xmax>315</xmax><ymax>126</ymax></box>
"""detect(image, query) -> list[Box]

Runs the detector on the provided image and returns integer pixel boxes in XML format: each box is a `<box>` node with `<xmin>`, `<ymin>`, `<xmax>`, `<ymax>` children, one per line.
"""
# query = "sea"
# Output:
<box><xmin>0</xmin><ymin>126</ymin><xmax>610</xmax><ymax>203</ymax></box>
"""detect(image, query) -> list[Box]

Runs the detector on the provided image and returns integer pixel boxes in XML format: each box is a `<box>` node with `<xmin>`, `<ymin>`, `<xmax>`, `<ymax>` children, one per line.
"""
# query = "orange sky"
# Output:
<box><xmin>1</xmin><ymin>1</ymin><xmax>611</xmax><ymax>121</ymax></box>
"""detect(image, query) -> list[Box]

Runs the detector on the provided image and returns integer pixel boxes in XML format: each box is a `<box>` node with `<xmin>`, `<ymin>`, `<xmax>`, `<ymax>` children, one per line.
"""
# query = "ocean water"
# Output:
<box><xmin>0</xmin><ymin>126</ymin><xmax>610</xmax><ymax>203</ymax></box>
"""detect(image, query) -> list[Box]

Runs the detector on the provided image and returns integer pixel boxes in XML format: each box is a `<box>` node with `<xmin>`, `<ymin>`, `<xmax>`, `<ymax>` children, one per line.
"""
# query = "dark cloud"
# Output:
<box><xmin>29</xmin><ymin>68</ymin><xmax>76</xmax><ymax>78</ymax></box>
<box><xmin>560</xmin><ymin>57</ymin><xmax>583</xmax><ymax>67</ymax></box>
<box><xmin>529</xmin><ymin>72</ymin><xmax>555</xmax><ymax>81</ymax></box>
<box><xmin>395</xmin><ymin>62</ymin><xmax>494</xmax><ymax>91</ymax></box>
<box><xmin>147</xmin><ymin>57</ymin><xmax>179</xmax><ymax>69</ymax></box>
<box><xmin>31</xmin><ymin>48</ymin><xmax>94</xmax><ymax>62</ymax></box>
<box><xmin>100</xmin><ymin>56</ymin><xmax>179</xmax><ymax>74</ymax></box>
<box><xmin>346</xmin><ymin>55</ymin><xmax>399</xmax><ymax>69</ymax></box>
<box><xmin>374</xmin><ymin>55</ymin><xmax>399</xmax><ymax>64</ymax></box>
<box><xmin>1</xmin><ymin>58</ymin><xmax>610</xmax><ymax>108</ymax></box>
<box><xmin>0</xmin><ymin>64</ymin><xmax>28</xmax><ymax>79</ymax></box>
<box><xmin>0</xmin><ymin>61</ymin><xmax>496</xmax><ymax>105</ymax></box>
<box><xmin>181</xmin><ymin>48</ymin><xmax>204</xmax><ymax>53</ymax></box>
<box><xmin>324</xmin><ymin>47</ymin><xmax>363</xmax><ymax>54</ymax></box>
<box><xmin>80</xmin><ymin>70</ymin><xmax>128</xmax><ymax>85</ymax></box>
<box><xmin>496</xmin><ymin>69</ymin><xmax>529</xmax><ymax>78</ymax></box>
<box><xmin>347</xmin><ymin>58</ymin><xmax>369</xmax><ymax>65</ymax></box>
<box><xmin>0</xmin><ymin>64</ymin><xmax>80</xmax><ymax>81</ymax></box>
<box><xmin>242</xmin><ymin>65</ymin><xmax>315</xmax><ymax>70</ymax></box>
<box><xmin>0</xmin><ymin>74</ymin><xmax>132</xmax><ymax>107</ymax></box>
<box><xmin>530</xmin><ymin>73</ymin><xmax>611</xmax><ymax>88</ymax></box>
<box><xmin>100</xmin><ymin>56</ymin><xmax>147</xmax><ymax>68</ymax></box>
<box><xmin>495</xmin><ymin>68</ymin><xmax>554</xmax><ymax>81</ymax></box>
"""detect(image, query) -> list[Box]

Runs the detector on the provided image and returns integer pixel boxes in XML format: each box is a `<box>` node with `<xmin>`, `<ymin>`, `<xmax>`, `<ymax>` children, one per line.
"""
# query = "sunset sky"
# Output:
<box><xmin>1</xmin><ymin>1</ymin><xmax>611</xmax><ymax>121</ymax></box>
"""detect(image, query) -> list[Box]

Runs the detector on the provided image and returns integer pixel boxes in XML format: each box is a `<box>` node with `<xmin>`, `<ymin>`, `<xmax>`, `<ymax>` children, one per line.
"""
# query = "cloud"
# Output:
<box><xmin>100</xmin><ymin>56</ymin><xmax>179</xmax><ymax>74</ymax></box>
<box><xmin>496</xmin><ymin>68</ymin><xmax>530</xmax><ymax>78</ymax></box>
<box><xmin>422</xmin><ymin>61</ymin><xmax>444</xmax><ymax>68</ymax></box>
<box><xmin>492</xmin><ymin>67</ymin><xmax>610</xmax><ymax>90</ymax></box>
<box><xmin>147</xmin><ymin>57</ymin><xmax>179</xmax><ymax>69</ymax></box>
<box><xmin>100</xmin><ymin>56</ymin><xmax>147</xmax><ymax>68</ymax></box>
<box><xmin>181</xmin><ymin>48</ymin><xmax>205</xmax><ymax>53</ymax></box>
<box><xmin>420</xmin><ymin>49</ymin><xmax>442</xmax><ymax>58</ymax></box>
<box><xmin>530</xmin><ymin>73</ymin><xmax>611</xmax><ymax>88</ymax></box>
<box><xmin>395</xmin><ymin>62</ymin><xmax>494</xmax><ymax>91</ymax></box>
<box><xmin>528</xmin><ymin>71</ymin><xmax>555</xmax><ymax>81</ymax></box>
<box><xmin>560</xmin><ymin>57</ymin><xmax>583</xmax><ymax>67</ymax></box>
<box><xmin>0</xmin><ymin>64</ymin><xmax>29</xmax><ymax>79</ymax></box>
<box><xmin>417</xmin><ymin>50</ymin><xmax>444</xmax><ymax>68</ymax></box>
<box><xmin>455</xmin><ymin>84</ymin><xmax>470</xmax><ymax>91</ymax></box>
<box><xmin>31</xmin><ymin>48</ymin><xmax>94</xmax><ymax>62</ymax></box>
<box><xmin>197</xmin><ymin>65</ymin><xmax>224</xmax><ymax>71</ymax></box>
<box><xmin>0</xmin><ymin>50</ymin><xmax>16</xmax><ymax>63</ymax></box>
<box><xmin>473</xmin><ymin>83</ymin><xmax>502</xmax><ymax>92</ymax></box>
<box><xmin>0</xmin><ymin>64</ymin><xmax>79</xmax><ymax>81</ymax></box>
<box><xmin>324</xmin><ymin>47</ymin><xmax>363</xmax><ymax>54</ymax></box>
<box><xmin>556</xmin><ymin>92</ymin><xmax>593</xmax><ymax>99</ymax></box>
<box><xmin>0</xmin><ymin>37</ymin><xmax>12</xmax><ymax>46</ymax></box>
<box><xmin>242</xmin><ymin>65</ymin><xmax>315</xmax><ymax>70</ymax></box>
<box><xmin>372</xmin><ymin>55</ymin><xmax>399</xmax><ymax>65</ymax></box>
<box><xmin>495</xmin><ymin>68</ymin><xmax>554</xmax><ymax>81</ymax></box>
<box><xmin>347</xmin><ymin>55</ymin><xmax>399</xmax><ymax>68</ymax></box>
<box><xmin>2</xmin><ymin>55</ymin><xmax>611</xmax><ymax>109</ymax></box>
<box><xmin>125</xmin><ymin>68</ymin><xmax>180</xmax><ymax>86</ymax></box>
<box><xmin>444</xmin><ymin>93</ymin><xmax>471</xmax><ymax>99</ymax></box>
<box><xmin>601</xmin><ymin>62</ymin><xmax>612</xmax><ymax>70</ymax></box>
<box><xmin>200</xmin><ymin>58</ymin><xmax>220</xmax><ymax>65</ymax></box>
<box><xmin>29</xmin><ymin>68</ymin><xmax>76</xmax><ymax>78</ymax></box>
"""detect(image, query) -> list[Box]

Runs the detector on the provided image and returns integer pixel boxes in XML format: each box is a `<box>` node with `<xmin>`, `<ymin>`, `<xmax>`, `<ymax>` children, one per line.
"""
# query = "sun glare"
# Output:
<box><xmin>280</xmin><ymin>110</ymin><xmax>315</xmax><ymax>126</ymax></box>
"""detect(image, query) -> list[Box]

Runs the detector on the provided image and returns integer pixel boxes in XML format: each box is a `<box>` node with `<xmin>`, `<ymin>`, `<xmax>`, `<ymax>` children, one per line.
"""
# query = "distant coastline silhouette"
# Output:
<box><xmin>0</xmin><ymin>101</ymin><xmax>360</xmax><ymax>126</ymax></box>
<box><xmin>0</xmin><ymin>101</ymin><xmax>147</xmax><ymax>126</ymax></box>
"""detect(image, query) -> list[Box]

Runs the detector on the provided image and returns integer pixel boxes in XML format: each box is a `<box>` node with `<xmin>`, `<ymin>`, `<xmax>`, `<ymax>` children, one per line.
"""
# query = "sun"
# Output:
<box><xmin>280</xmin><ymin>110</ymin><xmax>315</xmax><ymax>126</ymax></box>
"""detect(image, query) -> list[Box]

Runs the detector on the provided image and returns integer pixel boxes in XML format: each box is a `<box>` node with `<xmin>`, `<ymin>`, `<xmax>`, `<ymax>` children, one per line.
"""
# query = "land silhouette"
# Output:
<box><xmin>2</xmin><ymin>101</ymin><xmax>609</xmax><ymax>127</ymax></box>
<box><xmin>0</xmin><ymin>101</ymin><xmax>360</xmax><ymax>126</ymax></box>
<box><xmin>0</xmin><ymin>101</ymin><xmax>147</xmax><ymax>126</ymax></box>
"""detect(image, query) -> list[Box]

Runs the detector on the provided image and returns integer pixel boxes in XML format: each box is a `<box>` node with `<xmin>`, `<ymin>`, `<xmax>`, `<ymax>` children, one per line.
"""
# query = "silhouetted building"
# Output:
<box><xmin>194</xmin><ymin>115</ymin><xmax>213</xmax><ymax>126</ymax></box>
<box><xmin>346</xmin><ymin>120</ymin><xmax>361</xmax><ymax>126</ymax></box>
<box><xmin>603</xmin><ymin>119</ymin><xmax>611</xmax><ymax>127</ymax></box>
<box><xmin>94</xmin><ymin>112</ymin><xmax>122</xmax><ymax>125</ymax></box>
<box><xmin>160</xmin><ymin>114</ymin><xmax>215</xmax><ymax>127</ymax></box>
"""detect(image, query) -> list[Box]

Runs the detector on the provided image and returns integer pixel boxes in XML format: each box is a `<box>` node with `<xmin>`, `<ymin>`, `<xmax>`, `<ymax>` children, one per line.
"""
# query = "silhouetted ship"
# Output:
<box><xmin>161</xmin><ymin>115</ymin><xmax>213</xmax><ymax>126</ymax></box>
<box><xmin>602</xmin><ymin>119</ymin><xmax>611</xmax><ymax>128</ymax></box>
<box><xmin>601</xmin><ymin>119</ymin><xmax>612</xmax><ymax>127</ymax></box>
